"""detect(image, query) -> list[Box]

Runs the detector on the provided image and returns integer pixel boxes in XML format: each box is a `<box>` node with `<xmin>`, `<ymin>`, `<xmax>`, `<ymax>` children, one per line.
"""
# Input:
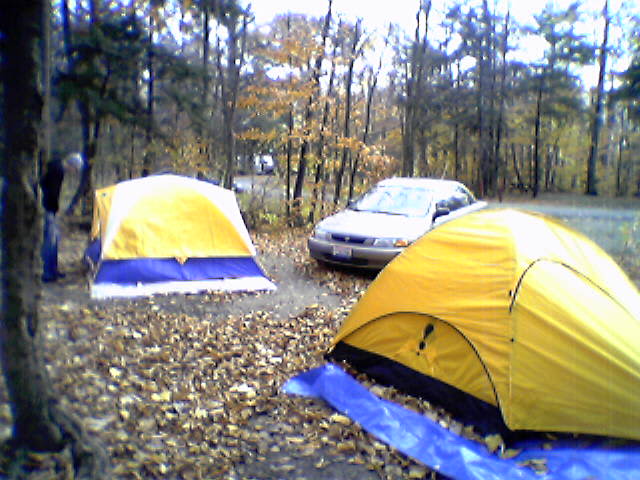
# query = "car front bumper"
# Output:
<box><xmin>307</xmin><ymin>237</ymin><xmax>403</xmax><ymax>270</ymax></box>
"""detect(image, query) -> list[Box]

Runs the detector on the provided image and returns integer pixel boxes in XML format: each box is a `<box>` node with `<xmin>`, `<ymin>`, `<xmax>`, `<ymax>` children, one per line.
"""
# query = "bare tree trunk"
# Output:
<box><xmin>218</xmin><ymin>10</ymin><xmax>248</xmax><ymax>190</ymax></box>
<box><xmin>476</xmin><ymin>0</ymin><xmax>498</xmax><ymax>197</ymax></box>
<box><xmin>142</xmin><ymin>14</ymin><xmax>155</xmax><ymax>176</ymax></box>
<box><xmin>40</xmin><ymin>0</ymin><xmax>53</xmax><ymax>168</ymax></box>
<box><xmin>64</xmin><ymin>2</ymin><xmax>100</xmax><ymax>216</ymax></box>
<box><xmin>402</xmin><ymin>1</ymin><xmax>431</xmax><ymax>177</ymax></box>
<box><xmin>493</xmin><ymin>10</ymin><xmax>510</xmax><ymax>201</ymax></box>
<box><xmin>308</xmin><ymin>31</ymin><xmax>339</xmax><ymax>224</ymax></box>
<box><xmin>615</xmin><ymin>109</ymin><xmax>627</xmax><ymax>196</ymax></box>
<box><xmin>292</xmin><ymin>0</ymin><xmax>332</xmax><ymax>224</ymax></box>
<box><xmin>286</xmin><ymin>109</ymin><xmax>294</xmax><ymax>218</ymax></box>
<box><xmin>1</xmin><ymin>2</ymin><xmax>108</xmax><ymax>477</ymax></box>
<box><xmin>202</xmin><ymin>8</ymin><xmax>210</xmax><ymax>104</ymax></box>
<box><xmin>334</xmin><ymin>19</ymin><xmax>361</xmax><ymax>207</ymax></box>
<box><xmin>585</xmin><ymin>0</ymin><xmax>609</xmax><ymax>196</ymax></box>
<box><xmin>348</xmin><ymin>30</ymin><xmax>385</xmax><ymax>202</ymax></box>
<box><xmin>532</xmin><ymin>72</ymin><xmax>544</xmax><ymax>198</ymax></box>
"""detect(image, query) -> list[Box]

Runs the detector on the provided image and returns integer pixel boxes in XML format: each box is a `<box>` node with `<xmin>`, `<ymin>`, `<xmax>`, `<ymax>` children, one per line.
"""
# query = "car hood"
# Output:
<box><xmin>316</xmin><ymin>209</ymin><xmax>431</xmax><ymax>240</ymax></box>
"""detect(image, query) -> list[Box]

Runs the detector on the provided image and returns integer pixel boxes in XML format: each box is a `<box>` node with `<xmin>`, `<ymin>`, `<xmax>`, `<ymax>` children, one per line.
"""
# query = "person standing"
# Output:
<box><xmin>39</xmin><ymin>152</ymin><xmax>83</xmax><ymax>282</ymax></box>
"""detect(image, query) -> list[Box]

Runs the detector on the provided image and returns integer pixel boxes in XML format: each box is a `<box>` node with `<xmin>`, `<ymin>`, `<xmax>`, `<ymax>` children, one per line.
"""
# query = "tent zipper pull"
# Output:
<box><xmin>418</xmin><ymin>324</ymin><xmax>434</xmax><ymax>351</ymax></box>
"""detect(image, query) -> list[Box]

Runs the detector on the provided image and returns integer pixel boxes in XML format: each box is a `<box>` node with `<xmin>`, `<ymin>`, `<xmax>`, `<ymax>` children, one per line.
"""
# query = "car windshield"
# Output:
<box><xmin>350</xmin><ymin>185</ymin><xmax>434</xmax><ymax>217</ymax></box>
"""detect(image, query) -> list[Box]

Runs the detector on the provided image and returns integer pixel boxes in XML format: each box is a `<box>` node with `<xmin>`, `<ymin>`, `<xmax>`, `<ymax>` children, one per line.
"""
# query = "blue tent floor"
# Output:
<box><xmin>283</xmin><ymin>364</ymin><xmax>640</xmax><ymax>480</ymax></box>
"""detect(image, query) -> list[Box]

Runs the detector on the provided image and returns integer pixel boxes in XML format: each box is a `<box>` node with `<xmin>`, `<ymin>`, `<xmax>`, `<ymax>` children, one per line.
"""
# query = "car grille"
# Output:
<box><xmin>330</xmin><ymin>234</ymin><xmax>368</xmax><ymax>244</ymax></box>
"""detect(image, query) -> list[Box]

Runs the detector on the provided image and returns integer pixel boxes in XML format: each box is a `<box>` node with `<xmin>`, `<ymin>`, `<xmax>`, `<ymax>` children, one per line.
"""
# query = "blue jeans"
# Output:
<box><xmin>41</xmin><ymin>212</ymin><xmax>60</xmax><ymax>281</ymax></box>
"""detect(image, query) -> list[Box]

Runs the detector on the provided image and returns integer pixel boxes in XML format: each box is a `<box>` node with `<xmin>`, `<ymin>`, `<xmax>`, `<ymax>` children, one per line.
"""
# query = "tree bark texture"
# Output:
<box><xmin>0</xmin><ymin>0</ymin><xmax>64</xmax><ymax>451</ymax></box>
<box><xmin>293</xmin><ymin>0</ymin><xmax>332</xmax><ymax>205</ymax></box>
<box><xmin>585</xmin><ymin>0</ymin><xmax>609</xmax><ymax>196</ymax></box>
<box><xmin>1</xmin><ymin>2</ymin><xmax>109</xmax><ymax>477</ymax></box>
<box><xmin>334</xmin><ymin>19</ymin><xmax>360</xmax><ymax>207</ymax></box>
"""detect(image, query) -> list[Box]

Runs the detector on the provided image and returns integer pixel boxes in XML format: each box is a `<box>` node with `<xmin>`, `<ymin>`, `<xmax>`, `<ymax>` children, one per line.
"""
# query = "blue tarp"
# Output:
<box><xmin>283</xmin><ymin>364</ymin><xmax>640</xmax><ymax>480</ymax></box>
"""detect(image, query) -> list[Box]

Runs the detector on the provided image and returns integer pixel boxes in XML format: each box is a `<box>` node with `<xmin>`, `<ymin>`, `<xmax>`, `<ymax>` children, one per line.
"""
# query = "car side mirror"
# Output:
<box><xmin>433</xmin><ymin>207</ymin><xmax>450</xmax><ymax>220</ymax></box>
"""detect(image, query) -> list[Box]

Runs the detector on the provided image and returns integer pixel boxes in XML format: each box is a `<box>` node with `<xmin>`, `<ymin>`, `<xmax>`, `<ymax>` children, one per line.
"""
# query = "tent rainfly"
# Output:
<box><xmin>85</xmin><ymin>174</ymin><xmax>276</xmax><ymax>299</ymax></box>
<box><xmin>329</xmin><ymin>208</ymin><xmax>640</xmax><ymax>441</ymax></box>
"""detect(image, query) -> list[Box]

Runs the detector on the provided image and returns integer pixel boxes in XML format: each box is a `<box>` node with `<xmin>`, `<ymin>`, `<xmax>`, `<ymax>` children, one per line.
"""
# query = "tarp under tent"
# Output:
<box><xmin>284</xmin><ymin>363</ymin><xmax>640</xmax><ymax>480</ymax></box>
<box><xmin>85</xmin><ymin>174</ymin><xmax>276</xmax><ymax>299</ymax></box>
<box><xmin>328</xmin><ymin>208</ymin><xmax>640</xmax><ymax>441</ymax></box>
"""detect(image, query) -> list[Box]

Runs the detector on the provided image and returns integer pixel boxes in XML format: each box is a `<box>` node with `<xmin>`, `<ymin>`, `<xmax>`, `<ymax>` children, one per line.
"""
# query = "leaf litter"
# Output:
<box><xmin>0</xmin><ymin>226</ymin><xmax>572</xmax><ymax>479</ymax></box>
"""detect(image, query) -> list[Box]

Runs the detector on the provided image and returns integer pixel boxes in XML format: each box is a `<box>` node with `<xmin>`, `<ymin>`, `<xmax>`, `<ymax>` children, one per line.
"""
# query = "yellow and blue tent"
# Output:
<box><xmin>329</xmin><ymin>208</ymin><xmax>640</xmax><ymax>440</ymax></box>
<box><xmin>85</xmin><ymin>174</ymin><xmax>276</xmax><ymax>299</ymax></box>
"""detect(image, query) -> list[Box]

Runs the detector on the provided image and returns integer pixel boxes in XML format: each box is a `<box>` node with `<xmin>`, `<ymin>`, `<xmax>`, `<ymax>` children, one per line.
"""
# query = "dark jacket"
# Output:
<box><xmin>40</xmin><ymin>158</ymin><xmax>65</xmax><ymax>214</ymax></box>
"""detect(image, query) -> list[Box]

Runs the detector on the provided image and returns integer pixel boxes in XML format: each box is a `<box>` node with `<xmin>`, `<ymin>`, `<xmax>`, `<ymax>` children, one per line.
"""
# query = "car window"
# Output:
<box><xmin>351</xmin><ymin>186</ymin><xmax>433</xmax><ymax>217</ymax></box>
<box><xmin>436</xmin><ymin>190</ymin><xmax>471</xmax><ymax>211</ymax></box>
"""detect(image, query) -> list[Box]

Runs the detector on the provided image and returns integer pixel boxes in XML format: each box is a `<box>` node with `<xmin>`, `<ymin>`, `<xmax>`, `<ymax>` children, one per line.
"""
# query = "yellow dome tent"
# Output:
<box><xmin>329</xmin><ymin>208</ymin><xmax>640</xmax><ymax>440</ymax></box>
<box><xmin>85</xmin><ymin>174</ymin><xmax>276</xmax><ymax>298</ymax></box>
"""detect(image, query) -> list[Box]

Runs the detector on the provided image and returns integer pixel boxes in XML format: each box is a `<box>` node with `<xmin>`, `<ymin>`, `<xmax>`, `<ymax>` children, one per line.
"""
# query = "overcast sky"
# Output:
<box><xmin>244</xmin><ymin>0</ymin><xmax>626</xmax><ymax>88</ymax></box>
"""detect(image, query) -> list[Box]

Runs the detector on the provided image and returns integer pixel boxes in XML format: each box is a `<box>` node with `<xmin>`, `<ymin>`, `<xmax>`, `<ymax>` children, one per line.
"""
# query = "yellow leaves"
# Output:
<box><xmin>501</xmin><ymin>448</ymin><xmax>523</xmax><ymax>460</ymax></box>
<box><xmin>408</xmin><ymin>465</ymin><xmax>431</xmax><ymax>478</ymax></box>
<box><xmin>329</xmin><ymin>413</ymin><xmax>352</xmax><ymax>426</ymax></box>
<box><xmin>38</xmin><ymin>227</ymin><xmax>558</xmax><ymax>479</ymax></box>
<box><xmin>484</xmin><ymin>433</ymin><xmax>505</xmax><ymax>453</ymax></box>
<box><xmin>84</xmin><ymin>414</ymin><xmax>116</xmax><ymax>432</ymax></box>
<box><xmin>229</xmin><ymin>383</ymin><xmax>257</xmax><ymax>398</ymax></box>
<box><xmin>518</xmin><ymin>458</ymin><xmax>549</xmax><ymax>475</ymax></box>
<box><xmin>150</xmin><ymin>391</ymin><xmax>172</xmax><ymax>402</ymax></box>
<box><xmin>193</xmin><ymin>407</ymin><xmax>208</xmax><ymax>419</ymax></box>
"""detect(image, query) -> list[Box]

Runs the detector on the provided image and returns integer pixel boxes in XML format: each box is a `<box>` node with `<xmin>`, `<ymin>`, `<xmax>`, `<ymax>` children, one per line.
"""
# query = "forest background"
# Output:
<box><xmin>5</xmin><ymin>0</ymin><xmax>639</xmax><ymax>227</ymax></box>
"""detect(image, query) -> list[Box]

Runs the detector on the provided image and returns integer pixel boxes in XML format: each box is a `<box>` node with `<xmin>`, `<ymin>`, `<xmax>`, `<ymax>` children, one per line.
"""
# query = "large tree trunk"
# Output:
<box><xmin>0</xmin><ymin>2</ymin><xmax>108</xmax><ymax>477</ymax></box>
<box><xmin>1</xmin><ymin>0</ymin><xmax>63</xmax><ymax>450</ymax></box>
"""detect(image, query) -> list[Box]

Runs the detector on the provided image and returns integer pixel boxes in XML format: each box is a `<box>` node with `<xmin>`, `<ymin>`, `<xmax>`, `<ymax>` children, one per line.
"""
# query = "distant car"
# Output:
<box><xmin>308</xmin><ymin>177</ymin><xmax>486</xmax><ymax>270</ymax></box>
<box><xmin>254</xmin><ymin>155</ymin><xmax>275</xmax><ymax>175</ymax></box>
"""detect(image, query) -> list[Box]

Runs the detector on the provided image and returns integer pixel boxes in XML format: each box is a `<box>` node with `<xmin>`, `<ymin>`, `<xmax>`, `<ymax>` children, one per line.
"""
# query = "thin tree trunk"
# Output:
<box><xmin>402</xmin><ymin>1</ymin><xmax>431</xmax><ymax>177</ymax></box>
<box><xmin>348</xmin><ymin>33</ymin><xmax>384</xmax><ymax>202</ymax></box>
<box><xmin>334</xmin><ymin>19</ymin><xmax>360</xmax><ymax>207</ymax></box>
<box><xmin>615</xmin><ymin>109</ymin><xmax>626</xmax><ymax>196</ymax></box>
<box><xmin>292</xmin><ymin>0</ymin><xmax>332</xmax><ymax>224</ymax></box>
<box><xmin>532</xmin><ymin>72</ymin><xmax>544</xmax><ymax>198</ymax></box>
<box><xmin>64</xmin><ymin>3</ymin><xmax>100</xmax><ymax>216</ymax></box>
<box><xmin>142</xmin><ymin>14</ymin><xmax>155</xmax><ymax>176</ymax></box>
<box><xmin>202</xmin><ymin>8</ymin><xmax>210</xmax><ymax>105</ymax></box>
<box><xmin>40</xmin><ymin>0</ymin><xmax>52</xmax><ymax>168</ymax></box>
<box><xmin>219</xmin><ymin>12</ymin><xmax>248</xmax><ymax>190</ymax></box>
<box><xmin>308</xmin><ymin>31</ymin><xmax>339</xmax><ymax>224</ymax></box>
<box><xmin>585</xmin><ymin>0</ymin><xmax>609</xmax><ymax>196</ymax></box>
<box><xmin>494</xmin><ymin>11</ymin><xmax>510</xmax><ymax>201</ymax></box>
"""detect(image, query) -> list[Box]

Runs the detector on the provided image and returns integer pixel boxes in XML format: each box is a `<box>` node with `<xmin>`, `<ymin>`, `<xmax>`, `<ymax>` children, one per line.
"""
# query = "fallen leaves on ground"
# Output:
<box><xmin>0</xmin><ymin>226</ymin><xmax>604</xmax><ymax>479</ymax></box>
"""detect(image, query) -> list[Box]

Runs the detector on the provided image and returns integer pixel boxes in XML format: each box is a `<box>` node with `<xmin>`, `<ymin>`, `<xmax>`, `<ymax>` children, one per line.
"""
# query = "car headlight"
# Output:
<box><xmin>372</xmin><ymin>238</ymin><xmax>410</xmax><ymax>248</ymax></box>
<box><xmin>313</xmin><ymin>227</ymin><xmax>331</xmax><ymax>240</ymax></box>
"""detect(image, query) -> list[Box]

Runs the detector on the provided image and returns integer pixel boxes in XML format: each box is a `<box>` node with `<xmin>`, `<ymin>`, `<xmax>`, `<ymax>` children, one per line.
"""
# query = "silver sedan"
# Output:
<box><xmin>308</xmin><ymin>178</ymin><xmax>486</xmax><ymax>270</ymax></box>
